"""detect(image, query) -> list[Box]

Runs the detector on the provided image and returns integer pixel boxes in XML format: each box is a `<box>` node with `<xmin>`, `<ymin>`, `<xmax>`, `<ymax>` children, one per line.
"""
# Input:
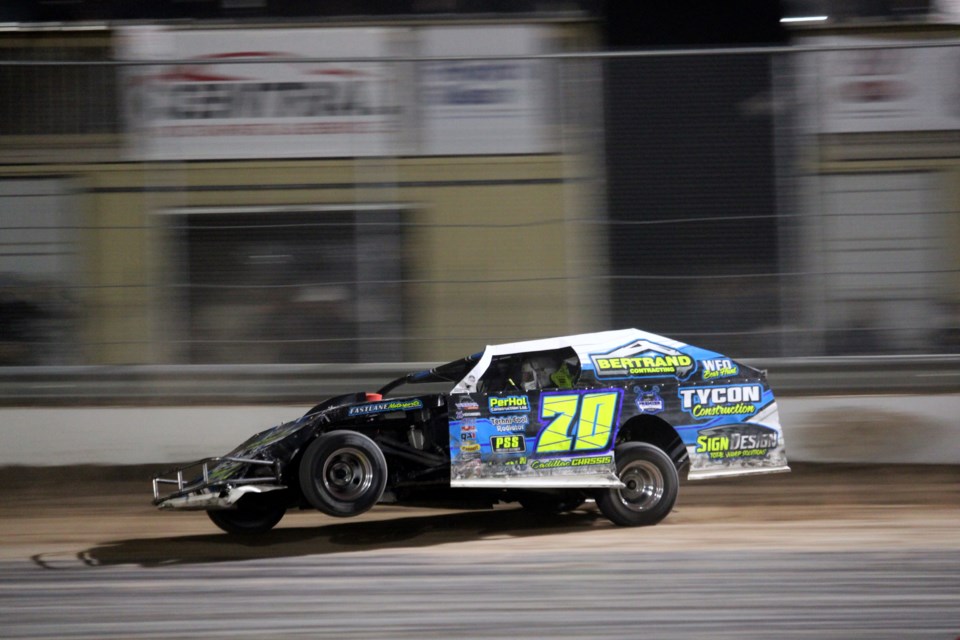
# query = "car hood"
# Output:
<box><xmin>206</xmin><ymin>414</ymin><xmax>317</xmax><ymax>483</ymax></box>
<box><xmin>208</xmin><ymin>392</ymin><xmax>437</xmax><ymax>482</ymax></box>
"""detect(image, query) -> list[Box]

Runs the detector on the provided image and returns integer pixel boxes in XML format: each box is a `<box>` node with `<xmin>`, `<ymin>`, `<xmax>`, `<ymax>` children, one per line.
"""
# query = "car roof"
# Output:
<box><xmin>481</xmin><ymin>328</ymin><xmax>689</xmax><ymax>357</ymax></box>
<box><xmin>450</xmin><ymin>328</ymin><xmax>694</xmax><ymax>392</ymax></box>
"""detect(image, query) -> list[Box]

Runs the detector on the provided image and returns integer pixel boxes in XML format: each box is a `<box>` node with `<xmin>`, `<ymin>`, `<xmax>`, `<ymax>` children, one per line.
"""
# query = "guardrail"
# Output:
<box><xmin>1</xmin><ymin>356</ymin><xmax>958</xmax><ymax>405</ymax></box>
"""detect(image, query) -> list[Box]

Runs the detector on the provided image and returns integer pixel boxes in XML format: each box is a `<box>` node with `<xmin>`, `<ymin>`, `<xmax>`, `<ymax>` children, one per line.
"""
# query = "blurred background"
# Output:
<box><xmin>1</xmin><ymin>0</ymin><xmax>959</xmax><ymax>372</ymax></box>
<box><xmin>3</xmin><ymin>10</ymin><xmax>959</xmax><ymax>637</ymax></box>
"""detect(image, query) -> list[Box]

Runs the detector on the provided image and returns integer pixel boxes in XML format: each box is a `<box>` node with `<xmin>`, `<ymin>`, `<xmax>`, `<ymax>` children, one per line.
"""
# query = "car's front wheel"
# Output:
<box><xmin>298</xmin><ymin>430</ymin><xmax>388</xmax><ymax>517</ymax></box>
<box><xmin>207</xmin><ymin>503</ymin><xmax>286</xmax><ymax>535</ymax></box>
<box><xmin>595</xmin><ymin>442</ymin><xmax>679</xmax><ymax>526</ymax></box>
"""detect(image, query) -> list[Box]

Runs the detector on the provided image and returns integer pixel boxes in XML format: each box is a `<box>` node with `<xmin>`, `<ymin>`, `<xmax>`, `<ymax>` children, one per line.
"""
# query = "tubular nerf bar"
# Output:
<box><xmin>152</xmin><ymin>456</ymin><xmax>281</xmax><ymax>502</ymax></box>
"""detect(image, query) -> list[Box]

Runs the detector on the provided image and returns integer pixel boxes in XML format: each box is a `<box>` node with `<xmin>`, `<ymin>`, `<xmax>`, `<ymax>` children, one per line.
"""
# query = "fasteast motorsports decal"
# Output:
<box><xmin>590</xmin><ymin>339</ymin><xmax>695</xmax><ymax>380</ymax></box>
<box><xmin>347</xmin><ymin>398</ymin><xmax>424</xmax><ymax>417</ymax></box>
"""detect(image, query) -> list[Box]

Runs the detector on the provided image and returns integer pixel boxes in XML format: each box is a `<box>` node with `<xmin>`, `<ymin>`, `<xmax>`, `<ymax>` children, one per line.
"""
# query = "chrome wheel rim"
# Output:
<box><xmin>321</xmin><ymin>447</ymin><xmax>374</xmax><ymax>501</ymax></box>
<box><xmin>617</xmin><ymin>459</ymin><xmax>665</xmax><ymax>512</ymax></box>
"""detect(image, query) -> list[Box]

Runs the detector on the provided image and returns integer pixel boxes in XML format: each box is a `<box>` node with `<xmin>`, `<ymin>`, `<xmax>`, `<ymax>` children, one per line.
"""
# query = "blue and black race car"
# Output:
<box><xmin>153</xmin><ymin>328</ymin><xmax>789</xmax><ymax>533</ymax></box>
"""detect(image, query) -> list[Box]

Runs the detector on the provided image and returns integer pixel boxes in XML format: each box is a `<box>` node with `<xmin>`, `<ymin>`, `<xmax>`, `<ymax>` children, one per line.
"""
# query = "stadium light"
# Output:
<box><xmin>780</xmin><ymin>15</ymin><xmax>829</xmax><ymax>23</ymax></box>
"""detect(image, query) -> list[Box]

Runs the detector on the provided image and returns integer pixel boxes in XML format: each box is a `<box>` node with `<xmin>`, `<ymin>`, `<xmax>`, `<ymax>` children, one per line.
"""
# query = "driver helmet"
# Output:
<box><xmin>521</xmin><ymin>357</ymin><xmax>558</xmax><ymax>391</ymax></box>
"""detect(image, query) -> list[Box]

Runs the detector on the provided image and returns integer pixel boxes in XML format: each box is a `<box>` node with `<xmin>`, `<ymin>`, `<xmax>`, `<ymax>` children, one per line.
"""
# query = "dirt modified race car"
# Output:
<box><xmin>153</xmin><ymin>329</ymin><xmax>789</xmax><ymax>533</ymax></box>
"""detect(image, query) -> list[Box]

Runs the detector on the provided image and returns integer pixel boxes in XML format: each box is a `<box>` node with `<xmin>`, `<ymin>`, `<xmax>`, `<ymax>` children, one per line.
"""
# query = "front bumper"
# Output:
<box><xmin>152</xmin><ymin>456</ymin><xmax>285</xmax><ymax>511</ymax></box>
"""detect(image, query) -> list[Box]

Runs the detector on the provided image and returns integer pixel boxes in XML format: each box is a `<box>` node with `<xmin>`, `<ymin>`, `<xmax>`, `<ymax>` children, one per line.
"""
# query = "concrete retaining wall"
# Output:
<box><xmin>779</xmin><ymin>394</ymin><xmax>960</xmax><ymax>464</ymax></box>
<box><xmin>2</xmin><ymin>394</ymin><xmax>958</xmax><ymax>467</ymax></box>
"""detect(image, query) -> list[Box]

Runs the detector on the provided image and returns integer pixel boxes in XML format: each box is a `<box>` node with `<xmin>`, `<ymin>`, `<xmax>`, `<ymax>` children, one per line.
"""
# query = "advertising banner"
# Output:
<box><xmin>417</xmin><ymin>25</ymin><xmax>556</xmax><ymax>155</ymax></box>
<box><xmin>803</xmin><ymin>36</ymin><xmax>960</xmax><ymax>133</ymax></box>
<box><xmin>119</xmin><ymin>25</ymin><xmax>558</xmax><ymax>159</ymax></box>
<box><xmin>119</xmin><ymin>27</ymin><xmax>404</xmax><ymax>160</ymax></box>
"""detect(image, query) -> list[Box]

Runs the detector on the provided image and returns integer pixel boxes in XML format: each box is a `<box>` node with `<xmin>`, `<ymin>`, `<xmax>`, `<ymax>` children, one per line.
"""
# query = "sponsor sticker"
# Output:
<box><xmin>530</xmin><ymin>455</ymin><xmax>613</xmax><ymax>470</ymax></box>
<box><xmin>634</xmin><ymin>386</ymin><xmax>665</xmax><ymax>414</ymax></box>
<box><xmin>701</xmin><ymin>359</ymin><xmax>739</xmax><ymax>380</ymax></box>
<box><xmin>348</xmin><ymin>399</ymin><xmax>424</xmax><ymax>417</ymax></box>
<box><xmin>489</xmin><ymin>395</ymin><xmax>531</xmax><ymax>414</ymax></box>
<box><xmin>489</xmin><ymin>414</ymin><xmax>529</xmax><ymax>432</ymax></box>
<box><xmin>696</xmin><ymin>424</ymin><xmax>779</xmax><ymax>459</ymax></box>
<box><xmin>490</xmin><ymin>435</ymin><xmax>526</xmax><ymax>453</ymax></box>
<box><xmin>678</xmin><ymin>384</ymin><xmax>762</xmax><ymax>418</ymax></box>
<box><xmin>590</xmin><ymin>339</ymin><xmax>695</xmax><ymax>379</ymax></box>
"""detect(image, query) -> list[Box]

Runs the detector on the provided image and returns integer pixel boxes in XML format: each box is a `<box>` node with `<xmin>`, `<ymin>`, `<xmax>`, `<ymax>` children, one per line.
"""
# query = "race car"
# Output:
<box><xmin>152</xmin><ymin>328</ymin><xmax>789</xmax><ymax>533</ymax></box>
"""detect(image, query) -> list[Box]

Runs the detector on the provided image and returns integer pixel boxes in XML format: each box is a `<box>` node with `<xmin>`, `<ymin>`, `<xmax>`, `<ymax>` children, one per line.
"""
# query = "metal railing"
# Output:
<box><xmin>2</xmin><ymin>356</ymin><xmax>958</xmax><ymax>406</ymax></box>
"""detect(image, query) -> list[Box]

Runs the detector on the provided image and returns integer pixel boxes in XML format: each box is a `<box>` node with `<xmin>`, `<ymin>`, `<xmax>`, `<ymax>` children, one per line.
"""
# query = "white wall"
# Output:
<box><xmin>778</xmin><ymin>394</ymin><xmax>960</xmax><ymax>464</ymax></box>
<box><xmin>2</xmin><ymin>395</ymin><xmax>959</xmax><ymax>466</ymax></box>
<box><xmin>0</xmin><ymin>405</ymin><xmax>310</xmax><ymax>466</ymax></box>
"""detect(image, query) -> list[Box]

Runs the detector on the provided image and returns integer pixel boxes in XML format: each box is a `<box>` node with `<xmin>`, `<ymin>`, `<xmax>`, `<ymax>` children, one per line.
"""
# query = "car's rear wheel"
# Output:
<box><xmin>299</xmin><ymin>430</ymin><xmax>388</xmax><ymax>517</ymax></box>
<box><xmin>207</xmin><ymin>503</ymin><xmax>286</xmax><ymax>535</ymax></box>
<box><xmin>595</xmin><ymin>442</ymin><xmax>678</xmax><ymax>526</ymax></box>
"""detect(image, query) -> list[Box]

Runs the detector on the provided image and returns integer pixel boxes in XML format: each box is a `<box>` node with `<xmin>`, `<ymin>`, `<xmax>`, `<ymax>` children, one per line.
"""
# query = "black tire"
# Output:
<box><xmin>518</xmin><ymin>490</ymin><xmax>587</xmax><ymax>514</ymax></box>
<box><xmin>595</xmin><ymin>442</ymin><xmax>679</xmax><ymax>527</ymax></box>
<box><xmin>298</xmin><ymin>430</ymin><xmax>388</xmax><ymax>517</ymax></box>
<box><xmin>207</xmin><ymin>504</ymin><xmax>286</xmax><ymax>535</ymax></box>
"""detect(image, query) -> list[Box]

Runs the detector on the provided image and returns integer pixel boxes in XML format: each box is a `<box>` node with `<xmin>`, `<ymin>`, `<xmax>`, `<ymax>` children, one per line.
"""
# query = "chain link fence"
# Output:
<box><xmin>1</xmin><ymin>31</ymin><xmax>958</xmax><ymax>367</ymax></box>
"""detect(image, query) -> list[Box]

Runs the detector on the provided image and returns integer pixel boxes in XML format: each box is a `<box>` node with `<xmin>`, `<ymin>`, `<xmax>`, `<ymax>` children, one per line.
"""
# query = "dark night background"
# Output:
<box><xmin>0</xmin><ymin>1</ymin><xmax>787</xmax><ymax>47</ymax></box>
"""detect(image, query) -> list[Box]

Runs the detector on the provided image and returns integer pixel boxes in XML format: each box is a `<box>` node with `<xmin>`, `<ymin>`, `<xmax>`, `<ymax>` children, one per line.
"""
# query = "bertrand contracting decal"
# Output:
<box><xmin>590</xmin><ymin>339</ymin><xmax>696</xmax><ymax>379</ymax></box>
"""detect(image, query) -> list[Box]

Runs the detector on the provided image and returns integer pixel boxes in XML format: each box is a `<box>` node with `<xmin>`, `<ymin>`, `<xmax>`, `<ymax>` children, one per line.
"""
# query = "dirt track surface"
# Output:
<box><xmin>0</xmin><ymin>463</ymin><xmax>958</xmax><ymax>563</ymax></box>
<box><xmin>2</xmin><ymin>463</ymin><xmax>959</xmax><ymax>640</ymax></box>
